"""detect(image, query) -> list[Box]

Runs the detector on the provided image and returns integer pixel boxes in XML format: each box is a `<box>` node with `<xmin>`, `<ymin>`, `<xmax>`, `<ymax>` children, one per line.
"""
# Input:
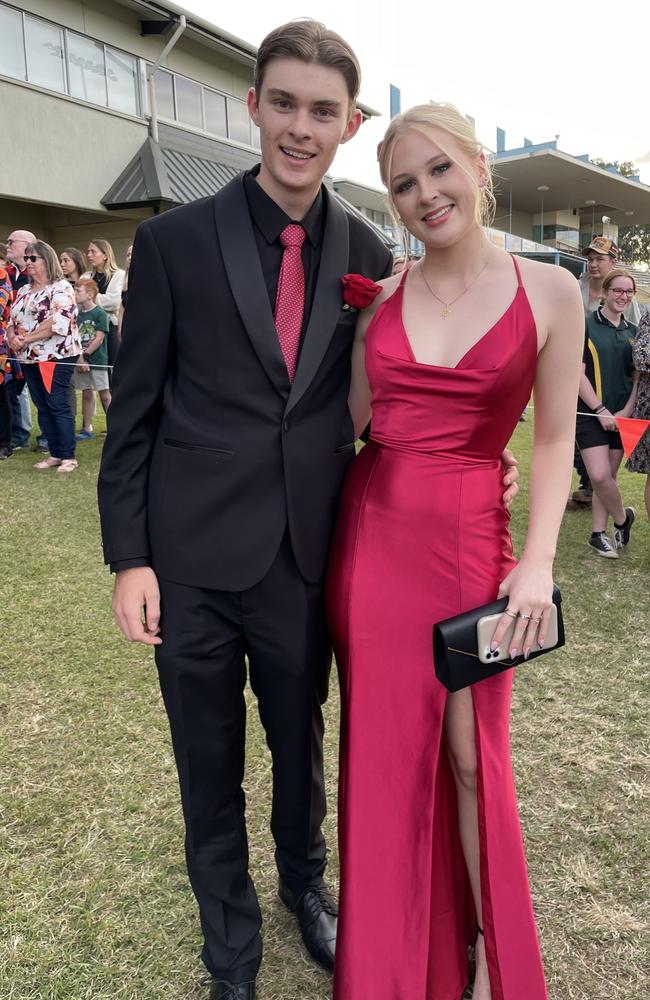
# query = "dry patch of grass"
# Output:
<box><xmin>1</xmin><ymin>417</ymin><xmax>648</xmax><ymax>999</ymax></box>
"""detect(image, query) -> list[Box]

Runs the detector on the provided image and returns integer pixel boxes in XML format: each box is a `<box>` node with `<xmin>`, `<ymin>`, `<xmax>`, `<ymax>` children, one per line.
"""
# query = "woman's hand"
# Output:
<box><xmin>597</xmin><ymin>408</ymin><xmax>618</xmax><ymax>432</ymax></box>
<box><xmin>7</xmin><ymin>327</ymin><xmax>25</xmax><ymax>352</ymax></box>
<box><xmin>490</xmin><ymin>559</ymin><xmax>554</xmax><ymax>660</ymax></box>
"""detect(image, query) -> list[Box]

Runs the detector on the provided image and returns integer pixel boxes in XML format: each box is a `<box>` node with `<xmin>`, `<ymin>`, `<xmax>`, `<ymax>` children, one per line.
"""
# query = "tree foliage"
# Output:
<box><xmin>591</xmin><ymin>158</ymin><xmax>638</xmax><ymax>178</ymax></box>
<box><xmin>592</xmin><ymin>158</ymin><xmax>649</xmax><ymax>265</ymax></box>
<box><xmin>619</xmin><ymin>225</ymin><xmax>650</xmax><ymax>265</ymax></box>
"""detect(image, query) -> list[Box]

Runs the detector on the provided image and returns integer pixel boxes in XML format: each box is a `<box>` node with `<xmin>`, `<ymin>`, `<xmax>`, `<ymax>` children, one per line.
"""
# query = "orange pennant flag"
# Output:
<box><xmin>617</xmin><ymin>417</ymin><xmax>650</xmax><ymax>459</ymax></box>
<box><xmin>39</xmin><ymin>361</ymin><xmax>55</xmax><ymax>393</ymax></box>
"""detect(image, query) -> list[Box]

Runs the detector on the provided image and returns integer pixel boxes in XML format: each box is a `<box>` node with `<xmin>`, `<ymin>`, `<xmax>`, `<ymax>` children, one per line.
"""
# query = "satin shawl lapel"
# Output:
<box><xmin>286</xmin><ymin>189</ymin><xmax>350</xmax><ymax>417</ymax></box>
<box><xmin>214</xmin><ymin>176</ymin><xmax>290</xmax><ymax>400</ymax></box>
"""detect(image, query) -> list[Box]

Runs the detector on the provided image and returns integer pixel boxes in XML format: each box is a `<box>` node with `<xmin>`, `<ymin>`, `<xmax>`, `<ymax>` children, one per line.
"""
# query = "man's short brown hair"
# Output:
<box><xmin>255</xmin><ymin>19</ymin><xmax>361</xmax><ymax>105</ymax></box>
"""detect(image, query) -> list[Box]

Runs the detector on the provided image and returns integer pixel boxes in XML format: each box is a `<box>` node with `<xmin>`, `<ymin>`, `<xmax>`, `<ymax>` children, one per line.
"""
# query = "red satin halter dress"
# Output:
<box><xmin>327</xmin><ymin>256</ymin><xmax>548</xmax><ymax>1000</ymax></box>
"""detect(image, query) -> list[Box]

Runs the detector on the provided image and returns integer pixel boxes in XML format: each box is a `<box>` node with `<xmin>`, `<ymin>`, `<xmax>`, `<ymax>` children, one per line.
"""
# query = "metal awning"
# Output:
<box><xmin>494</xmin><ymin>148</ymin><xmax>650</xmax><ymax>226</ymax></box>
<box><xmin>102</xmin><ymin>123</ymin><xmax>396</xmax><ymax>248</ymax></box>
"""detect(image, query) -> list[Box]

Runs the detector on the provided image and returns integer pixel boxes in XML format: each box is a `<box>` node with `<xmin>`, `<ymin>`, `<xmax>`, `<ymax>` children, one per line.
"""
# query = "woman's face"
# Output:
<box><xmin>389</xmin><ymin>128</ymin><xmax>483</xmax><ymax>249</ymax></box>
<box><xmin>604</xmin><ymin>277</ymin><xmax>634</xmax><ymax>314</ymax></box>
<box><xmin>87</xmin><ymin>243</ymin><xmax>107</xmax><ymax>271</ymax></box>
<box><xmin>24</xmin><ymin>250</ymin><xmax>48</xmax><ymax>285</ymax></box>
<box><xmin>126</xmin><ymin>244</ymin><xmax>133</xmax><ymax>268</ymax></box>
<box><xmin>60</xmin><ymin>252</ymin><xmax>77</xmax><ymax>277</ymax></box>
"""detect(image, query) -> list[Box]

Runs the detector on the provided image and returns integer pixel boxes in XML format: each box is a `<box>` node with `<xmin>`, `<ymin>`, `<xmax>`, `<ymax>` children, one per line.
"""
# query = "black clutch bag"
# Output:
<box><xmin>433</xmin><ymin>586</ymin><xmax>565</xmax><ymax>692</ymax></box>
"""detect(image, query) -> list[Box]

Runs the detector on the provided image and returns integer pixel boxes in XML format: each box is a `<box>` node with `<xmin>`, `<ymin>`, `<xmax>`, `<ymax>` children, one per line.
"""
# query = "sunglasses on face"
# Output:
<box><xmin>23</xmin><ymin>255</ymin><xmax>44</xmax><ymax>263</ymax></box>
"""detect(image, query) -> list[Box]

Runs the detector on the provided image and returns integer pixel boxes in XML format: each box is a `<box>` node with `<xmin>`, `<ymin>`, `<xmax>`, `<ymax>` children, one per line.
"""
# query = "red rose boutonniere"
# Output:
<box><xmin>341</xmin><ymin>273</ymin><xmax>383</xmax><ymax>311</ymax></box>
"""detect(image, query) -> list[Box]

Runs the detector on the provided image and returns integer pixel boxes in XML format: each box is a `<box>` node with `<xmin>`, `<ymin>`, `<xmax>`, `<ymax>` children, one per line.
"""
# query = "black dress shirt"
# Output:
<box><xmin>243</xmin><ymin>165</ymin><xmax>324</xmax><ymax>343</ymax></box>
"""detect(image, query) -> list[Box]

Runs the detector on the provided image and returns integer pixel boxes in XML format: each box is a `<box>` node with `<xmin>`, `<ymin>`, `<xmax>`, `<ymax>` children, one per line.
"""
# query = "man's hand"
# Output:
<box><xmin>77</xmin><ymin>360</ymin><xmax>90</xmax><ymax>373</ymax></box>
<box><xmin>112</xmin><ymin>567</ymin><xmax>162</xmax><ymax>646</ymax></box>
<box><xmin>500</xmin><ymin>448</ymin><xmax>519</xmax><ymax>510</ymax></box>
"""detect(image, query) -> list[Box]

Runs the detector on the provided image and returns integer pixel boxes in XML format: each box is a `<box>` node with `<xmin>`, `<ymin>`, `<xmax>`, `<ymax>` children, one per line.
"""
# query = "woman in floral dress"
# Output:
<box><xmin>626</xmin><ymin>307</ymin><xmax>650</xmax><ymax>521</ymax></box>
<box><xmin>7</xmin><ymin>241</ymin><xmax>80</xmax><ymax>472</ymax></box>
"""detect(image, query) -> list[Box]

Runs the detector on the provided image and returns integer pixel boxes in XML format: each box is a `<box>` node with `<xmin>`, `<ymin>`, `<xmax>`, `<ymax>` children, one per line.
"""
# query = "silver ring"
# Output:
<box><xmin>518</xmin><ymin>612</ymin><xmax>532</xmax><ymax>620</ymax></box>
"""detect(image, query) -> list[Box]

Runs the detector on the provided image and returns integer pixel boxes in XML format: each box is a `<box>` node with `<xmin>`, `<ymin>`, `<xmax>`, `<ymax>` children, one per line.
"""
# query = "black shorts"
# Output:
<box><xmin>576</xmin><ymin>415</ymin><xmax>623</xmax><ymax>451</ymax></box>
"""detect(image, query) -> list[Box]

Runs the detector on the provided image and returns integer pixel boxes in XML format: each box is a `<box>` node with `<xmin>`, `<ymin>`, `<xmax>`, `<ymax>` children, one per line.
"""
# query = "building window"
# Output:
<box><xmin>67</xmin><ymin>32</ymin><xmax>107</xmax><ymax>106</ymax></box>
<box><xmin>150</xmin><ymin>65</ymin><xmax>257</xmax><ymax>149</ymax></box>
<box><xmin>0</xmin><ymin>3</ymin><xmax>140</xmax><ymax>117</ymax></box>
<box><xmin>204</xmin><ymin>88</ymin><xmax>227</xmax><ymax>137</ymax></box>
<box><xmin>226</xmin><ymin>96</ymin><xmax>251</xmax><ymax>145</ymax></box>
<box><xmin>25</xmin><ymin>14</ymin><xmax>65</xmax><ymax>94</ymax></box>
<box><xmin>106</xmin><ymin>47</ymin><xmax>139</xmax><ymax>116</ymax></box>
<box><xmin>153</xmin><ymin>68</ymin><xmax>175</xmax><ymax>120</ymax></box>
<box><xmin>0</xmin><ymin>5</ymin><xmax>26</xmax><ymax>81</ymax></box>
<box><xmin>175</xmin><ymin>75</ymin><xmax>203</xmax><ymax>130</ymax></box>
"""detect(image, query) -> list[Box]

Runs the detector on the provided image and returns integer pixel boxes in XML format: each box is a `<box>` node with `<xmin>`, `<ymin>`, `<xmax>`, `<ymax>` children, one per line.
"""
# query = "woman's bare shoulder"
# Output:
<box><xmin>374</xmin><ymin>271</ymin><xmax>402</xmax><ymax>303</ymax></box>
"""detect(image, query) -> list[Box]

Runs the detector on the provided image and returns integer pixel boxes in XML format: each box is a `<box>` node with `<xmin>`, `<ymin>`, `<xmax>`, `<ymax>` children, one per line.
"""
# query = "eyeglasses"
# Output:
<box><xmin>608</xmin><ymin>288</ymin><xmax>634</xmax><ymax>296</ymax></box>
<box><xmin>23</xmin><ymin>255</ymin><xmax>43</xmax><ymax>263</ymax></box>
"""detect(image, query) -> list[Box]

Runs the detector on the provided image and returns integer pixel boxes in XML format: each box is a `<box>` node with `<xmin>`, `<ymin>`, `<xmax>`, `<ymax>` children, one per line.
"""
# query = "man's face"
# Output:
<box><xmin>586</xmin><ymin>251</ymin><xmax>614</xmax><ymax>280</ymax></box>
<box><xmin>247</xmin><ymin>58</ymin><xmax>362</xmax><ymax>206</ymax></box>
<box><xmin>6</xmin><ymin>232</ymin><xmax>29</xmax><ymax>266</ymax></box>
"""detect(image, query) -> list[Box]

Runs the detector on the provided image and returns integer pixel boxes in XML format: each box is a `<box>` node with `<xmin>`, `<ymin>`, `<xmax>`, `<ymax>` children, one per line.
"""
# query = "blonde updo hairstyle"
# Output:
<box><xmin>378</xmin><ymin>103</ymin><xmax>496</xmax><ymax>242</ymax></box>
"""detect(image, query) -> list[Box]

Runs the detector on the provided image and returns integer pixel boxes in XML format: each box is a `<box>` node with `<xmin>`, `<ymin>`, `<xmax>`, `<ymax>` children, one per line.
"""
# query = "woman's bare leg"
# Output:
<box><xmin>444</xmin><ymin>689</ymin><xmax>491</xmax><ymax>1000</ymax></box>
<box><xmin>581</xmin><ymin>445</ymin><xmax>625</xmax><ymax>530</ymax></box>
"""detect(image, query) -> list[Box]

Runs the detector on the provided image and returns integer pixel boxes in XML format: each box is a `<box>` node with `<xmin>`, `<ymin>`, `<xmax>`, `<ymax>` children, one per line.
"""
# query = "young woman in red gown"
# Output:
<box><xmin>327</xmin><ymin>104</ymin><xmax>584</xmax><ymax>1000</ymax></box>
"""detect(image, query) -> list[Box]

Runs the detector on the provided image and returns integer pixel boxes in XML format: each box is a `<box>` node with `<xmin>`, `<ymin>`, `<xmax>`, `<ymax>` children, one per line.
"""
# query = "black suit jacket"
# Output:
<box><xmin>98</xmin><ymin>174</ymin><xmax>392</xmax><ymax>590</ymax></box>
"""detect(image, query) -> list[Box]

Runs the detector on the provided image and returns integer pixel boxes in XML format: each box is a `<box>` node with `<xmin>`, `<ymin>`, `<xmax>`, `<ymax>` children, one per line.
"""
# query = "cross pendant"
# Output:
<box><xmin>442</xmin><ymin>304</ymin><xmax>450</xmax><ymax>319</ymax></box>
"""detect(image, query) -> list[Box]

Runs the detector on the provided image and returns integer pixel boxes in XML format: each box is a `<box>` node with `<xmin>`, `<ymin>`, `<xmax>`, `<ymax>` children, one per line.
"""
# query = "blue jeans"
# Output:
<box><xmin>23</xmin><ymin>359</ymin><xmax>78</xmax><ymax>460</ymax></box>
<box><xmin>10</xmin><ymin>381</ymin><xmax>32</xmax><ymax>447</ymax></box>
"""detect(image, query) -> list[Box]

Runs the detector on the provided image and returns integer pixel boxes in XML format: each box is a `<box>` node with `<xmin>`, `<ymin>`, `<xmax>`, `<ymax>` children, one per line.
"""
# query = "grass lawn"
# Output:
<box><xmin>1</xmin><ymin>412</ymin><xmax>648</xmax><ymax>1000</ymax></box>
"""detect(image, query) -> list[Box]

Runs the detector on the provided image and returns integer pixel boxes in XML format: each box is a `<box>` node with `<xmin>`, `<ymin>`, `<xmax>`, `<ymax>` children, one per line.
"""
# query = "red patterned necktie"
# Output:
<box><xmin>274</xmin><ymin>223</ymin><xmax>306</xmax><ymax>383</ymax></box>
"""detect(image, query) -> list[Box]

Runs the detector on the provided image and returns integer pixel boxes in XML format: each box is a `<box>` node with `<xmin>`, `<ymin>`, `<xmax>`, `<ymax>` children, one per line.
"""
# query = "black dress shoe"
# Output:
<box><xmin>209</xmin><ymin>980</ymin><xmax>256</xmax><ymax>1000</ymax></box>
<box><xmin>278</xmin><ymin>879</ymin><xmax>337</xmax><ymax>973</ymax></box>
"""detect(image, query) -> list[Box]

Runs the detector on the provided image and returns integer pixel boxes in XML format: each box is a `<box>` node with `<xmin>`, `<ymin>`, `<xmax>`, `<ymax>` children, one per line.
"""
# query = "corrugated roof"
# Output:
<box><xmin>160</xmin><ymin>148</ymin><xmax>240</xmax><ymax>203</ymax></box>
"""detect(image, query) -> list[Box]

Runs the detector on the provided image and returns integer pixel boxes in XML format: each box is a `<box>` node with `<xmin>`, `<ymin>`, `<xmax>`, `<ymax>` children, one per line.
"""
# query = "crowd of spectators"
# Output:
<box><xmin>0</xmin><ymin>226</ymin><xmax>647</xmax><ymax>518</ymax></box>
<box><xmin>0</xmin><ymin>231</ymin><xmax>132</xmax><ymax>469</ymax></box>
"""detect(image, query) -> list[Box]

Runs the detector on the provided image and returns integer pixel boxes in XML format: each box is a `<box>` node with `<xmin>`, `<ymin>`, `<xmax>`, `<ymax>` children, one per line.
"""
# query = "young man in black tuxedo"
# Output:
<box><xmin>98</xmin><ymin>21</ymin><xmax>392</xmax><ymax>1000</ymax></box>
<box><xmin>99</xmin><ymin>20</ymin><xmax>518</xmax><ymax>999</ymax></box>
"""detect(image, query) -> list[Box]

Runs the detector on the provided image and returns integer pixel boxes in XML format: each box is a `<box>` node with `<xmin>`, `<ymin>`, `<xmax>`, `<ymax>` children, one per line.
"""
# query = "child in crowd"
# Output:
<box><xmin>71</xmin><ymin>278</ymin><xmax>111</xmax><ymax>438</ymax></box>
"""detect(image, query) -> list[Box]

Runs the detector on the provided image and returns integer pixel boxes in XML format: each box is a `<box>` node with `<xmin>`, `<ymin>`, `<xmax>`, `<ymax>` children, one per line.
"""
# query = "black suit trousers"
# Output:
<box><xmin>155</xmin><ymin>534</ymin><xmax>331</xmax><ymax>982</ymax></box>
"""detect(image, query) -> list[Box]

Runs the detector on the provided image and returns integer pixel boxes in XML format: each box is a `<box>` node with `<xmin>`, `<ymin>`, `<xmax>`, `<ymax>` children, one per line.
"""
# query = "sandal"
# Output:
<box><xmin>34</xmin><ymin>456</ymin><xmax>62</xmax><ymax>469</ymax></box>
<box><xmin>56</xmin><ymin>459</ymin><xmax>78</xmax><ymax>473</ymax></box>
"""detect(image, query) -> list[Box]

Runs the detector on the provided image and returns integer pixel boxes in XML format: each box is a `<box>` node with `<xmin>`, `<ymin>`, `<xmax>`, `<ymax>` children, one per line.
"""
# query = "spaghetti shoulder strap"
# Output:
<box><xmin>510</xmin><ymin>252</ymin><xmax>524</xmax><ymax>288</ymax></box>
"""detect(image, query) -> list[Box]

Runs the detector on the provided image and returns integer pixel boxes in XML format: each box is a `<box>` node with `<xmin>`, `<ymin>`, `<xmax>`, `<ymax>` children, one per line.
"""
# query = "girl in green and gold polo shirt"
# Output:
<box><xmin>577</xmin><ymin>269</ymin><xmax>639</xmax><ymax>558</ymax></box>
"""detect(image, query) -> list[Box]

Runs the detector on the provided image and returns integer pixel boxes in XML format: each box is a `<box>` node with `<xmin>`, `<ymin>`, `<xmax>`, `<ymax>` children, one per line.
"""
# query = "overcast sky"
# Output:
<box><xmin>185</xmin><ymin>0</ymin><xmax>650</xmax><ymax>192</ymax></box>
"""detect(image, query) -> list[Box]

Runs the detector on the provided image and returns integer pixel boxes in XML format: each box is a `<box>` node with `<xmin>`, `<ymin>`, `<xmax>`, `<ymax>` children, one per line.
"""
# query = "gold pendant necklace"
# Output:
<box><xmin>418</xmin><ymin>255</ymin><xmax>490</xmax><ymax>319</ymax></box>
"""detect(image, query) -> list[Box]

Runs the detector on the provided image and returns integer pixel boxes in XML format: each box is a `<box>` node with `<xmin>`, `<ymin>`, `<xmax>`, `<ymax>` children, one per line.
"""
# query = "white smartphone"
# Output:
<box><xmin>477</xmin><ymin>605</ymin><xmax>559</xmax><ymax>664</ymax></box>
